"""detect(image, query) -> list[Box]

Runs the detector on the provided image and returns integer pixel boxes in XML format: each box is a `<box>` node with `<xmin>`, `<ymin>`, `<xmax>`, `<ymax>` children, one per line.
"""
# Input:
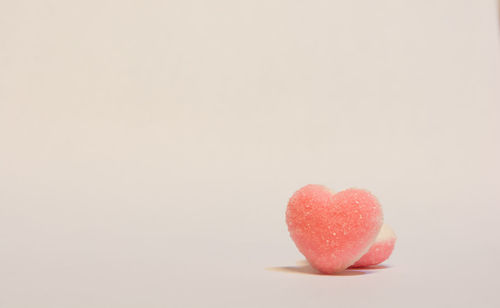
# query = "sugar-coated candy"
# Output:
<box><xmin>286</xmin><ymin>185</ymin><xmax>383</xmax><ymax>274</ymax></box>
<box><xmin>350</xmin><ymin>224</ymin><xmax>396</xmax><ymax>268</ymax></box>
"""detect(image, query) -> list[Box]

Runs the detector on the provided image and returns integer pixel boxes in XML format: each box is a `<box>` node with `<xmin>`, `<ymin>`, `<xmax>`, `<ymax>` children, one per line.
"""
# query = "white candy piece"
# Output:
<box><xmin>350</xmin><ymin>224</ymin><xmax>396</xmax><ymax>268</ymax></box>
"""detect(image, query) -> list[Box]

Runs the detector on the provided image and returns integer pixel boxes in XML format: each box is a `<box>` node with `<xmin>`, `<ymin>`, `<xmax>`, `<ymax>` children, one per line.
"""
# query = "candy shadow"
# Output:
<box><xmin>267</xmin><ymin>260</ymin><xmax>375</xmax><ymax>276</ymax></box>
<box><xmin>349</xmin><ymin>264</ymin><xmax>392</xmax><ymax>270</ymax></box>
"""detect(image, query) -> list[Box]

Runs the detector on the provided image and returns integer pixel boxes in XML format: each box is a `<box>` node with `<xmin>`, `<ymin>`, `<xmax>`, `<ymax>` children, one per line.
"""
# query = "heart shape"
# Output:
<box><xmin>286</xmin><ymin>184</ymin><xmax>383</xmax><ymax>274</ymax></box>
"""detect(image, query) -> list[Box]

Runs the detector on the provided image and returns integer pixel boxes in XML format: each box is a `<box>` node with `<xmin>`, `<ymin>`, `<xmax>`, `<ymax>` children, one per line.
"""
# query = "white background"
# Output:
<box><xmin>1</xmin><ymin>1</ymin><xmax>499</xmax><ymax>307</ymax></box>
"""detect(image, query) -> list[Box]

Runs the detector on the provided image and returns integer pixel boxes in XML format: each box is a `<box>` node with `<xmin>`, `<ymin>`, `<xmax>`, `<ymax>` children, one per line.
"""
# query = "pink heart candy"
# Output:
<box><xmin>286</xmin><ymin>184</ymin><xmax>383</xmax><ymax>274</ymax></box>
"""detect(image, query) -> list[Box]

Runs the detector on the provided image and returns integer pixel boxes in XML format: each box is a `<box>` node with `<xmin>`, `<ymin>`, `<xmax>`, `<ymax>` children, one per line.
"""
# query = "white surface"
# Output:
<box><xmin>1</xmin><ymin>1</ymin><xmax>500</xmax><ymax>307</ymax></box>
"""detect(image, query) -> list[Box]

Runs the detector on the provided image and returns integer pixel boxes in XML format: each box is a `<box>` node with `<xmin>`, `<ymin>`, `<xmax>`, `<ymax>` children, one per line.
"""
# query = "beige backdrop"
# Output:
<box><xmin>1</xmin><ymin>1</ymin><xmax>500</xmax><ymax>307</ymax></box>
